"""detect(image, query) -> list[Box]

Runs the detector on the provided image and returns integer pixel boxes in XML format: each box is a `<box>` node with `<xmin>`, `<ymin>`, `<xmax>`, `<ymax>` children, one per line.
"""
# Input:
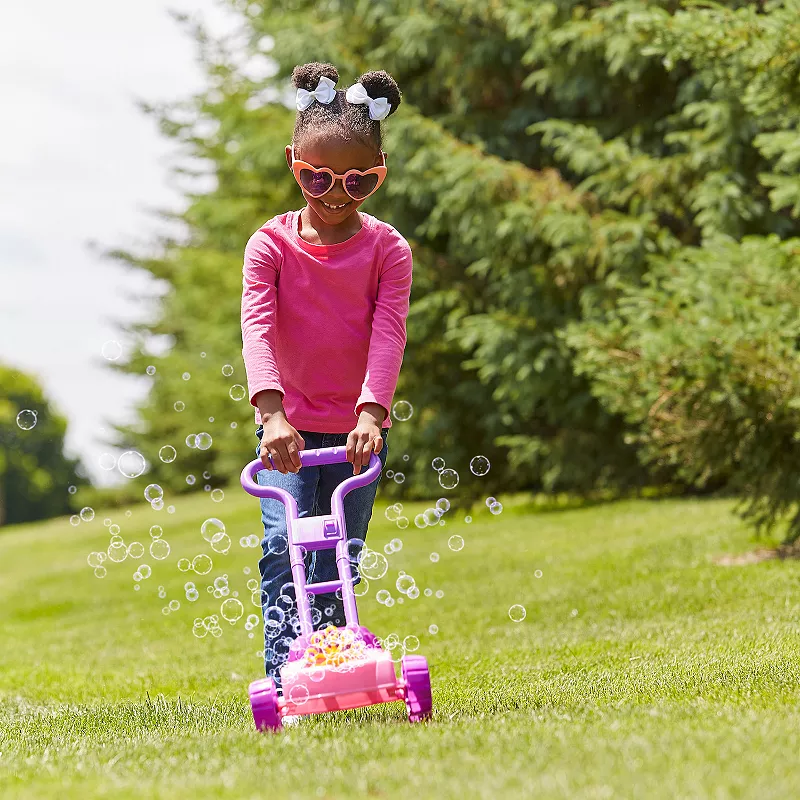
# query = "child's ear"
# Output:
<box><xmin>285</xmin><ymin>144</ymin><xmax>293</xmax><ymax>170</ymax></box>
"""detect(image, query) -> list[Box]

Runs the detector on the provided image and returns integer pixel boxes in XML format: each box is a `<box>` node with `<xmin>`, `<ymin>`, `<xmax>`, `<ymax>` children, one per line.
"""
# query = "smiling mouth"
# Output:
<box><xmin>320</xmin><ymin>200</ymin><xmax>351</xmax><ymax>211</ymax></box>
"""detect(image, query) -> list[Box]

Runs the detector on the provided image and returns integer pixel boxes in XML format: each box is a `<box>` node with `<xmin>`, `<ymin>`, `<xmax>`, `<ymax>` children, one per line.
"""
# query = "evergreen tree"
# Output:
<box><xmin>108</xmin><ymin>0</ymin><xmax>800</xmax><ymax>537</ymax></box>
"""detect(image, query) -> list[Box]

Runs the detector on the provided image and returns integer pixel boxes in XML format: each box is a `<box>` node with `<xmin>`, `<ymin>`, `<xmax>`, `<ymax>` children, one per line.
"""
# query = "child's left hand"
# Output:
<box><xmin>346</xmin><ymin>418</ymin><xmax>384</xmax><ymax>475</ymax></box>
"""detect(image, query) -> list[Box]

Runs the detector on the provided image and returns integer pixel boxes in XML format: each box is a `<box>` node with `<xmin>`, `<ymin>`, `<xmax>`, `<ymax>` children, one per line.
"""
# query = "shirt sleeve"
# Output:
<box><xmin>241</xmin><ymin>228</ymin><xmax>284</xmax><ymax>408</ymax></box>
<box><xmin>355</xmin><ymin>234</ymin><xmax>414</xmax><ymax>423</ymax></box>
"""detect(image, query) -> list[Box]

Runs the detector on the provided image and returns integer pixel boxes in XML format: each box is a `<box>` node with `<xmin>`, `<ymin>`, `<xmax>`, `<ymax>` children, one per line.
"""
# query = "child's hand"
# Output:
<box><xmin>260</xmin><ymin>414</ymin><xmax>305</xmax><ymax>474</ymax></box>
<box><xmin>347</xmin><ymin>419</ymin><xmax>383</xmax><ymax>475</ymax></box>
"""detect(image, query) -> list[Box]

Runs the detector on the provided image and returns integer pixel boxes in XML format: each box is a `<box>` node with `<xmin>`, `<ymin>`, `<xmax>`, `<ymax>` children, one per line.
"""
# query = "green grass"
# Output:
<box><xmin>1</xmin><ymin>488</ymin><xmax>799</xmax><ymax>799</ymax></box>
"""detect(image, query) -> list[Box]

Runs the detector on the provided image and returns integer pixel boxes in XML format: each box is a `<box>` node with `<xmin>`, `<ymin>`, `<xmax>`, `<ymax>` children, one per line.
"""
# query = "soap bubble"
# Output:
<box><xmin>192</xmin><ymin>554</ymin><xmax>213</xmax><ymax>574</ymax></box>
<box><xmin>438</xmin><ymin>469</ymin><xmax>459</xmax><ymax>490</ymax></box>
<box><xmin>101</xmin><ymin>340</ymin><xmax>122</xmax><ymax>360</ymax></box>
<box><xmin>220</xmin><ymin>598</ymin><xmax>244</xmax><ymax>623</ymax></box>
<box><xmin>358</xmin><ymin>549</ymin><xmax>388</xmax><ymax>580</ymax></box>
<box><xmin>384</xmin><ymin>504</ymin><xmax>401</xmax><ymax>522</ymax></box>
<box><xmin>146</xmin><ymin>365</ymin><xmax>156</xmax><ymax>375</ymax></box>
<box><xmin>465</xmin><ymin>515</ymin><xmax>472</xmax><ymax>523</ymax></box>
<box><xmin>229</xmin><ymin>384</ymin><xmax>246</xmax><ymax>401</ymax></box>
<box><xmin>185</xmin><ymin>435</ymin><xmax>196</xmax><ymax>449</ymax></box>
<box><xmin>395</xmin><ymin>573</ymin><xmax>416</xmax><ymax>594</ymax></box>
<box><xmin>396</xmin><ymin>516</ymin><xmax>409</xmax><ymax>529</ymax></box>
<box><xmin>177</xmin><ymin>558</ymin><xmax>191</xmax><ymax>572</ymax></box>
<box><xmin>428</xmin><ymin>624</ymin><xmax>438</xmax><ymax>635</ymax></box>
<box><xmin>403</xmin><ymin>635</ymin><xmax>420</xmax><ymax>652</ymax></box>
<box><xmin>127</xmin><ymin>542</ymin><xmax>144</xmax><ymax>559</ymax></box>
<box><xmin>169</xmin><ymin>599</ymin><xmax>180</xmax><ymax>611</ymax></box>
<box><xmin>149</xmin><ymin>539</ymin><xmax>170</xmax><ymax>560</ymax></box>
<box><xmin>347</xmin><ymin>538</ymin><xmax>365</xmax><ymax>563</ymax></box>
<box><xmin>144</xmin><ymin>484</ymin><xmax>163</xmax><ymax>503</ymax></box>
<box><xmin>414</xmin><ymin>514</ymin><xmax>427</xmax><ymax>529</ymax></box>
<box><xmin>185</xmin><ymin>474</ymin><xmax>196</xmax><ymax>486</ymax></box>
<box><xmin>151</xmin><ymin>498</ymin><xmax>164</xmax><ymax>511</ymax></box>
<box><xmin>149</xmin><ymin>525</ymin><xmax>163</xmax><ymax>539</ymax></box>
<box><xmin>267</xmin><ymin>534</ymin><xmax>288</xmax><ymax>555</ymax></box>
<box><xmin>288</xmin><ymin>684</ymin><xmax>310</xmax><ymax>706</ymax></box>
<box><xmin>98</xmin><ymin>453</ymin><xmax>117</xmax><ymax>471</ymax></box>
<box><xmin>391</xmin><ymin>400</ymin><xmax>413</xmax><ymax>421</ymax></box>
<box><xmin>509</xmin><ymin>604</ymin><xmax>526</xmax><ymax>622</ymax></box>
<box><xmin>393</xmin><ymin>472</ymin><xmax>405</xmax><ymax>484</ymax></box>
<box><xmin>407</xmin><ymin>585</ymin><xmax>420</xmax><ymax>599</ymax></box>
<box><xmin>117</xmin><ymin>451</ymin><xmax>146</xmax><ymax>479</ymax></box>
<box><xmin>109</xmin><ymin>524</ymin><xmax>121</xmax><ymax>535</ymax></box>
<box><xmin>448</xmin><ymin>535</ymin><xmax>464</xmax><ymax>551</ymax></box>
<box><xmin>94</xmin><ymin>566</ymin><xmax>107</xmax><ymax>578</ymax></box>
<box><xmin>436</xmin><ymin>498</ymin><xmax>450</xmax><ymax>513</ymax></box>
<box><xmin>201</xmin><ymin>518</ymin><xmax>225</xmax><ymax>543</ymax></box>
<box><xmin>429</xmin><ymin>552</ymin><xmax>439</xmax><ymax>563</ymax></box>
<box><xmin>222</xmin><ymin>364</ymin><xmax>234</xmax><ymax>376</ymax></box>
<box><xmin>80</xmin><ymin>507</ymin><xmax>95</xmax><ymax>522</ymax></box>
<box><xmin>470</xmin><ymin>455</ymin><xmax>490</xmax><ymax>476</ymax></box>
<box><xmin>210</xmin><ymin>488</ymin><xmax>224</xmax><ymax>503</ymax></box>
<box><xmin>182</xmin><ymin>372</ymin><xmax>191</xmax><ymax>381</ymax></box>
<box><xmin>174</xmin><ymin>401</ymin><xmax>185</xmax><ymax>412</ymax></box>
<box><xmin>186</xmin><ymin>588</ymin><xmax>199</xmax><ymax>602</ymax></box>
<box><xmin>431</xmin><ymin>457</ymin><xmax>445</xmax><ymax>472</ymax></box>
<box><xmin>489</xmin><ymin>502</ymin><xmax>503</xmax><ymax>515</ymax></box>
<box><xmin>211</xmin><ymin>532</ymin><xmax>231</xmax><ymax>554</ymax></box>
<box><xmin>196</xmin><ymin>432</ymin><xmax>213</xmax><ymax>450</ymax></box>
<box><xmin>376</xmin><ymin>589</ymin><xmax>392</xmax><ymax>604</ymax></box>
<box><xmin>139</xmin><ymin>564</ymin><xmax>152</xmax><ymax>579</ymax></box>
<box><xmin>16</xmin><ymin>409</ymin><xmax>38</xmax><ymax>430</ymax></box>
<box><xmin>485</xmin><ymin>497</ymin><xmax>497</xmax><ymax>507</ymax></box>
<box><xmin>107</xmin><ymin>543</ymin><xmax>128</xmax><ymax>563</ymax></box>
<box><xmin>435</xmin><ymin>590</ymin><xmax>444</xmax><ymax>599</ymax></box>
<box><xmin>534</xmin><ymin>569</ymin><xmax>543</xmax><ymax>579</ymax></box>
<box><xmin>354</xmin><ymin>578</ymin><xmax>369</xmax><ymax>596</ymax></box>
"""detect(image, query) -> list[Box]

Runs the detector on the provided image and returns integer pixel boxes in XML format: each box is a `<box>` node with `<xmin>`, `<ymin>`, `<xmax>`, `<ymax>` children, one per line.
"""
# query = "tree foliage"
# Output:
<box><xmin>109</xmin><ymin>0</ymin><xmax>800</xmax><ymax>538</ymax></box>
<box><xmin>0</xmin><ymin>364</ymin><xmax>84</xmax><ymax>527</ymax></box>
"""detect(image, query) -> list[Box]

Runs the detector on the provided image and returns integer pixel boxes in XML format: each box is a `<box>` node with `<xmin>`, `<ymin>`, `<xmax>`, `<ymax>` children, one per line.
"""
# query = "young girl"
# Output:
<box><xmin>240</xmin><ymin>62</ymin><xmax>412</xmax><ymax>690</ymax></box>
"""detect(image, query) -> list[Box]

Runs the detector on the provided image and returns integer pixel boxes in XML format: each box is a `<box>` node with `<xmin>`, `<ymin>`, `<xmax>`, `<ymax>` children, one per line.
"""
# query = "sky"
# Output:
<box><xmin>0</xmin><ymin>1</ymin><xmax>243</xmax><ymax>486</ymax></box>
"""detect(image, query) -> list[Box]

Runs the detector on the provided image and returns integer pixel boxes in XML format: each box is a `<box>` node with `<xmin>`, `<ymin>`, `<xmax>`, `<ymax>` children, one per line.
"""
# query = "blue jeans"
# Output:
<box><xmin>254</xmin><ymin>426</ymin><xmax>389</xmax><ymax>685</ymax></box>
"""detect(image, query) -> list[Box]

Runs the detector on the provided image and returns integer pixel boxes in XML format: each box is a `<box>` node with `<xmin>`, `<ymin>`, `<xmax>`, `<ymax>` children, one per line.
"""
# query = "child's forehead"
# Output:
<box><xmin>299</xmin><ymin>136</ymin><xmax>377</xmax><ymax>171</ymax></box>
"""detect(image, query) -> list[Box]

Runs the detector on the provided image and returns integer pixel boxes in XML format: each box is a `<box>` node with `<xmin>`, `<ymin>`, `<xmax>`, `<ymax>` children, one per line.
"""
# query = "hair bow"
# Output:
<box><xmin>296</xmin><ymin>75</ymin><xmax>337</xmax><ymax>112</ymax></box>
<box><xmin>345</xmin><ymin>82</ymin><xmax>391</xmax><ymax>121</ymax></box>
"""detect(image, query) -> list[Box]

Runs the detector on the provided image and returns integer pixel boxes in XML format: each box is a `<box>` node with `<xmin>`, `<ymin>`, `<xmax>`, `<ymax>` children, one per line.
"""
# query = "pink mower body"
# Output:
<box><xmin>240</xmin><ymin>448</ymin><xmax>433</xmax><ymax>731</ymax></box>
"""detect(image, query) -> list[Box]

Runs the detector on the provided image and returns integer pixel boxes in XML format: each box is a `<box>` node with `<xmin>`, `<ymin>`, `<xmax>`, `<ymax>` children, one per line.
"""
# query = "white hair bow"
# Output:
<box><xmin>345</xmin><ymin>82</ymin><xmax>391</xmax><ymax>121</ymax></box>
<box><xmin>295</xmin><ymin>75</ymin><xmax>337</xmax><ymax>111</ymax></box>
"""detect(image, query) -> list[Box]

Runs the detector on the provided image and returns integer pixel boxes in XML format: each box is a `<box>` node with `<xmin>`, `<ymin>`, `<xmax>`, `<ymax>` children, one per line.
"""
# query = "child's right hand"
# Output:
<box><xmin>260</xmin><ymin>415</ymin><xmax>306</xmax><ymax>474</ymax></box>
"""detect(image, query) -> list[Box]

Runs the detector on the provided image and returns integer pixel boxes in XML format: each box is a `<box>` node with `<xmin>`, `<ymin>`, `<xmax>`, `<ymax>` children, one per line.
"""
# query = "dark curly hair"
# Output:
<box><xmin>291</xmin><ymin>62</ymin><xmax>402</xmax><ymax>154</ymax></box>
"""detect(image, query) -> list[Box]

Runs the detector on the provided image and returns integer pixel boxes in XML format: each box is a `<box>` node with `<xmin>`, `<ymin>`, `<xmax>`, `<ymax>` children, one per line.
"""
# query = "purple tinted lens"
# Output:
<box><xmin>345</xmin><ymin>172</ymin><xmax>379</xmax><ymax>200</ymax></box>
<box><xmin>299</xmin><ymin>169</ymin><xmax>333</xmax><ymax>196</ymax></box>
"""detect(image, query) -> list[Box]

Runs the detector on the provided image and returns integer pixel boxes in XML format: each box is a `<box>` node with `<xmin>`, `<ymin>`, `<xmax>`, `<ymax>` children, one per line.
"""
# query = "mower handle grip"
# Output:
<box><xmin>240</xmin><ymin>446</ymin><xmax>382</xmax><ymax>502</ymax></box>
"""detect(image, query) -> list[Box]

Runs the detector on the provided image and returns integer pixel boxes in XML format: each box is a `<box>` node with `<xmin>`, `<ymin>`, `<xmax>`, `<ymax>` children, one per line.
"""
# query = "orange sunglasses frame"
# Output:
<box><xmin>289</xmin><ymin>144</ymin><xmax>387</xmax><ymax>201</ymax></box>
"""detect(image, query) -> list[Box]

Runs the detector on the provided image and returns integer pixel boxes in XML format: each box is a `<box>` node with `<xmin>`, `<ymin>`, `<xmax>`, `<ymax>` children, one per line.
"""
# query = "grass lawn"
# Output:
<box><xmin>1</xmin><ymin>486</ymin><xmax>799</xmax><ymax>799</ymax></box>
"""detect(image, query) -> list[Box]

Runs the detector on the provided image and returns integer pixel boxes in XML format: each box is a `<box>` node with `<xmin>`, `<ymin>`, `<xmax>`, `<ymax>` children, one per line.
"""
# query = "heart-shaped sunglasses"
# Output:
<box><xmin>289</xmin><ymin>145</ymin><xmax>387</xmax><ymax>201</ymax></box>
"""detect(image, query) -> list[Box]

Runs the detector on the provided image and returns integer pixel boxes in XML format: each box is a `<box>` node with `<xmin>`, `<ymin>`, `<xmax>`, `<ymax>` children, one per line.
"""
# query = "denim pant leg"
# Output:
<box><xmin>254</xmin><ymin>428</ymin><xmax>324</xmax><ymax>685</ymax></box>
<box><xmin>308</xmin><ymin>428</ymin><xmax>389</xmax><ymax>625</ymax></box>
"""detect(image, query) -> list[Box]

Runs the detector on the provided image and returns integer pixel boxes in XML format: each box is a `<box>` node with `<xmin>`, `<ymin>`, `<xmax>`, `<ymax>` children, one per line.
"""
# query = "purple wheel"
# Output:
<box><xmin>249</xmin><ymin>677</ymin><xmax>283</xmax><ymax>732</ymax></box>
<box><xmin>401</xmin><ymin>655</ymin><xmax>432</xmax><ymax>723</ymax></box>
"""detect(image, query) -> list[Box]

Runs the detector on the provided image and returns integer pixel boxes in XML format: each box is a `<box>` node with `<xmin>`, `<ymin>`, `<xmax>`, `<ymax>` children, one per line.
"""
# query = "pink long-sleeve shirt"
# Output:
<box><xmin>241</xmin><ymin>209</ymin><xmax>413</xmax><ymax>433</ymax></box>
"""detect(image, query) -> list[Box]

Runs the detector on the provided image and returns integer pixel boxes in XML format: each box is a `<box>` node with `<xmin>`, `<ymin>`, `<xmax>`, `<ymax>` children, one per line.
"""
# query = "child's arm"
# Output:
<box><xmin>241</xmin><ymin>230</ymin><xmax>284</xmax><ymax>417</ymax></box>
<box><xmin>354</xmin><ymin>236</ymin><xmax>413</xmax><ymax>423</ymax></box>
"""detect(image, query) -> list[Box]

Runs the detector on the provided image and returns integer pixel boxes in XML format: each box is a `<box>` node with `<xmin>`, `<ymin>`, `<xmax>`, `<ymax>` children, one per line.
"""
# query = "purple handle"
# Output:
<box><xmin>240</xmin><ymin>448</ymin><xmax>382</xmax><ymax>508</ymax></box>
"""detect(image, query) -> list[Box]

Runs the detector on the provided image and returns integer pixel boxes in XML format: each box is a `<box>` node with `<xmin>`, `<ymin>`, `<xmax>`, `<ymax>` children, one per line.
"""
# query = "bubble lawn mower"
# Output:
<box><xmin>240</xmin><ymin>446</ymin><xmax>432</xmax><ymax>731</ymax></box>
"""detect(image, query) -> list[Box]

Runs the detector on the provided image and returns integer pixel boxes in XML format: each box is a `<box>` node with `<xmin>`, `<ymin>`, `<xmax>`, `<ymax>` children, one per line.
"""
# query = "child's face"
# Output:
<box><xmin>286</xmin><ymin>136</ymin><xmax>384</xmax><ymax>225</ymax></box>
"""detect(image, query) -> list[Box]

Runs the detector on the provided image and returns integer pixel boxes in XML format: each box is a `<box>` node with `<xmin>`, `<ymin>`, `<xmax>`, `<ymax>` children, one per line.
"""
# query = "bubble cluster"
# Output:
<box><xmin>299</xmin><ymin>624</ymin><xmax>369</xmax><ymax>668</ymax></box>
<box><xmin>192</xmin><ymin>615</ymin><xmax>223</xmax><ymax>638</ymax></box>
